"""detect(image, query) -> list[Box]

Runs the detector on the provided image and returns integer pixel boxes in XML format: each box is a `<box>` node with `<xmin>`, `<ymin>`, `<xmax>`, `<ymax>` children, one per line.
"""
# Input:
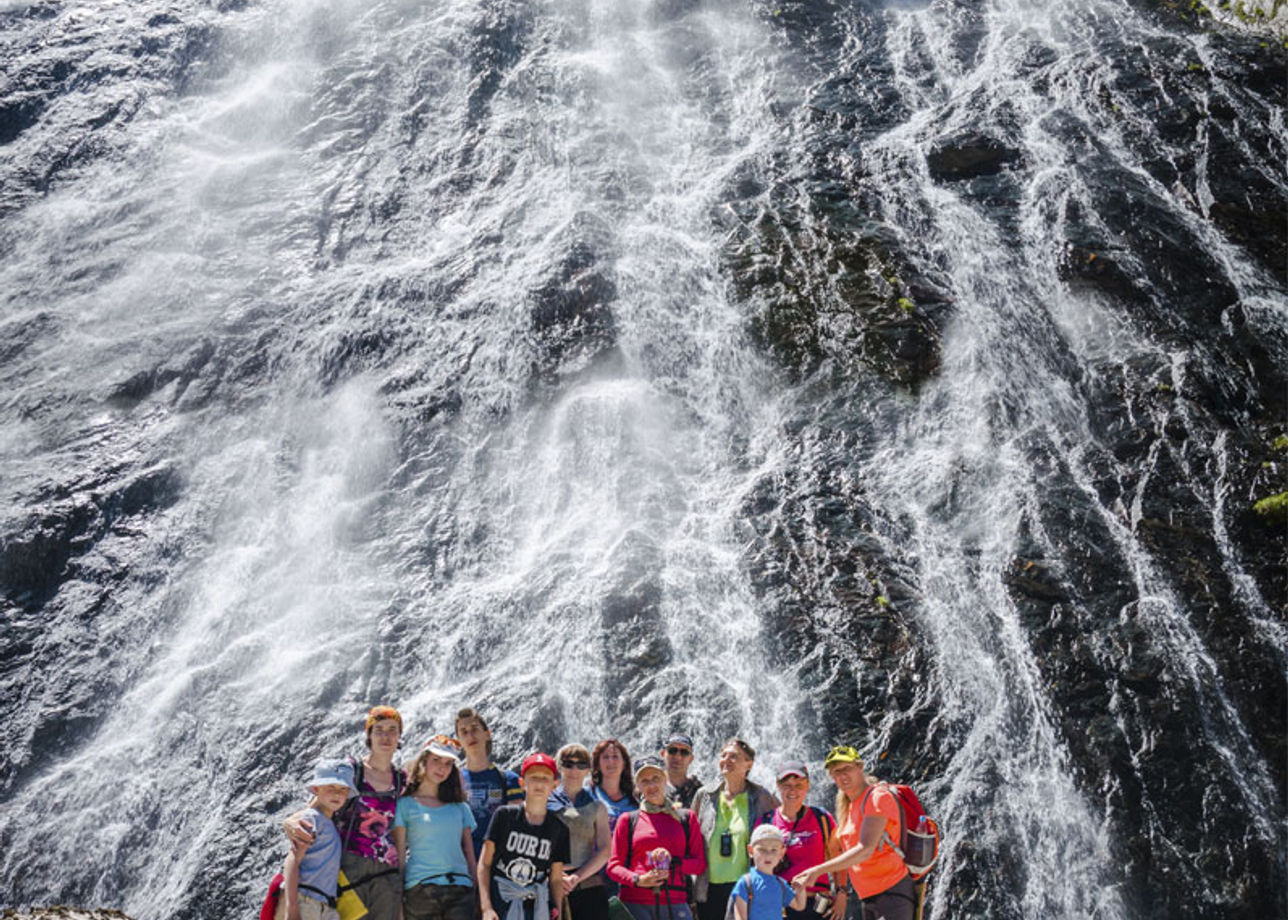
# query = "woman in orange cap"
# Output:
<box><xmin>791</xmin><ymin>747</ymin><xmax>914</xmax><ymax>920</ymax></box>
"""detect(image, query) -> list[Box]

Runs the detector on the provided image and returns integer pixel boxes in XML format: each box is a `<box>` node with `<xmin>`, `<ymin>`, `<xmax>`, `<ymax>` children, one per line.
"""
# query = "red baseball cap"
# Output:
<box><xmin>521</xmin><ymin>752</ymin><xmax>558</xmax><ymax>778</ymax></box>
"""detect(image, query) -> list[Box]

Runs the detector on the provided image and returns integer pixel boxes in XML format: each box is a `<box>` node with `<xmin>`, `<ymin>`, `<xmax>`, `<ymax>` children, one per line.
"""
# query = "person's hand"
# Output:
<box><xmin>287</xmin><ymin>907</ymin><xmax>303</xmax><ymax>920</ymax></box>
<box><xmin>791</xmin><ymin>870</ymin><xmax>818</xmax><ymax>892</ymax></box>
<box><xmin>636</xmin><ymin>868</ymin><xmax>668</xmax><ymax>888</ymax></box>
<box><xmin>483</xmin><ymin>909</ymin><xmax>500</xmax><ymax>920</ymax></box>
<box><xmin>562</xmin><ymin>873</ymin><xmax>580</xmax><ymax>894</ymax></box>
<box><xmin>283</xmin><ymin>814</ymin><xmax>316</xmax><ymax>849</ymax></box>
<box><xmin>828</xmin><ymin>890</ymin><xmax>847</xmax><ymax>920</ymax></box>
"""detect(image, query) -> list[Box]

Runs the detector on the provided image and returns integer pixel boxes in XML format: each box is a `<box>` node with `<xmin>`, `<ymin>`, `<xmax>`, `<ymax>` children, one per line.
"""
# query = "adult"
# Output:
<box><xmin>395</xmin><ymin>735</ymin><xmax>477</xmax><ymax>920</ymax></box>
<box><xmin>550</xmin><ymin>744</ymin><xmax>612</xmax><ymax>920</ymax></box>
<box><xmin>284</xmin><ymin>705</ymin><xmax>407</xmax><ymax>920</ymax></box>
<box><xmin>590</xmin><ymin>739</ymin><xmax>639</xmax><ymax>833</ymax></box>
<box><xmin>478</xmin><ymin>752</ymin><xmax>570</xmax><ymax>920</ymax></box>
<box><xmin>690</xmin><ymin>738</ymin><xmax>779</xmax><ymax>920</ymax></box>
<box><xmin>754</xmin><ymin>761</ymin><xmax>846</xmax><ymax>920</ymax></box>
<box><xmin>456</xmin><ymin>706</ymin><xmax>524</xmax><ymax>858</ymax></box>
<box><xmin>660</xmin><ymin>734</ymin><xmax>701</xmax><ymax>808</ymax></box>
<box><xmin>791</xmin><ymin>747</ymin><xmax>914</xmax><ymax>920</ymax></box>
<box><xmin>605</xmin><ymin>755</ymin><xmax>706</xmax><ymax>920</ymax></box>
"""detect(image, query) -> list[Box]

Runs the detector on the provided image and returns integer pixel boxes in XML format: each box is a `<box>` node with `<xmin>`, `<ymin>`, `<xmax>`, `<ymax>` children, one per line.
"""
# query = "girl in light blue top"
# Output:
<box><xmin>395</xmin><ymin>735</ymin><xmax>478</xmax><ymax>920</ymax></box>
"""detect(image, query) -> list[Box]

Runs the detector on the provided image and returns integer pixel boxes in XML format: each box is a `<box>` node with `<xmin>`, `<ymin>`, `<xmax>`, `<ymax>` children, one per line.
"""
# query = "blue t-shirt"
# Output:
<box><xmin>394</xmin><ymin>798</ymin><xmax>477</xmax><ymax>888</ymax></box>
<box><xmin>464</xmin><ymin>765</ymin><xmax>523</xmax><ymax>856</ymax></box>
<box><xmin>297</xmin><ymin>807</ymin><xmax>343</xmax><ymax>900</ymax></box>
<box><xmin>589</xmin><ymin>785</ymin><xmax>637</xmax><ymax>833</ymax></box>
<box><xmin>732</xmin><ymin>869</ymin><xmax>793</xmax><ymax>920</ymax></box>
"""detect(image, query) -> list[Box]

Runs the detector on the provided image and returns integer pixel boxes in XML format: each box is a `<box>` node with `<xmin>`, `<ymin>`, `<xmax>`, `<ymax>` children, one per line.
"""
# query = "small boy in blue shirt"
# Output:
<box><xmin>279</xmin><ymin>759</ymin><xmax>358</xmax><ymax>920</ymax></box>
<box><xmin>731</xmin><ymin>825</ymin><xmax>807</xmax><ymax>920</ymax></box>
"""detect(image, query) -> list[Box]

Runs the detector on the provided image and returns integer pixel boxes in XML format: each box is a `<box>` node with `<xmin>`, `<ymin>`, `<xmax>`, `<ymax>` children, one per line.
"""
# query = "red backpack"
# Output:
<box><xmin>859</xmin><ymin>782</ymin><xmax>940</xmax><ymax>880</ymax></box>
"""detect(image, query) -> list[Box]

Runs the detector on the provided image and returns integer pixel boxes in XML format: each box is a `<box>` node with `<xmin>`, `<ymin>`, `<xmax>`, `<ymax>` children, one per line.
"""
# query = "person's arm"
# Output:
<box><xmin>395</xmin><ymin>825</ymin><xmax>409</xmax><ymax>881</ymax></box>
<box><xmin>463</xmin><ymin>827</ymin><xmax>478</xmax><ymax>886</ymax></box>
<box><xmin>731</xmin><ymin>879</ymin><xmax>749</xmax><ymax>920</ymax></box>
<box><xmin>550</xmin><ymin>861</ymin><xmax>566</xmax><ymax>912</ymax></box>
<box><xmin>788</xmin><ymin>880</ymin><xmax>807</xmax><ymax>911</ymax></box>
<box><xmin>283</xmin><ymin>845</ymin><xmax>303</xmax><ymax>920</ymax></box>
<box><xmin>605</xmin><ymin>809</ymin><xmax>635</xmax><ymax>886</ymax></box>
<box><xmin>792</xmin><ymin>816</ymin><xmax>886</xmax><ymax>889</ymax></box>
<box><xmin>678</xmin><ymin>812</ymin><xmax>706</xmax><ymax>876</ymax></box>
<box><xmin>282</xmin><ymin>810</ymin><xmax>315</xmax><ymax>852</ymax></box>
<box><xmin>478</xmin><ymin>840</ymin><xmax>498</xmax><ymax>920</ymax></box>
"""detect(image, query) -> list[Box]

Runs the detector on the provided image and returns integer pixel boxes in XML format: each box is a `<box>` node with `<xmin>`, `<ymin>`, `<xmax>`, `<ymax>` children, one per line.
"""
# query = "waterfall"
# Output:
<box><xmin>0</xmin><ymin>0</ymin><xmax>1283</xmax><ymax>917</ymax></box>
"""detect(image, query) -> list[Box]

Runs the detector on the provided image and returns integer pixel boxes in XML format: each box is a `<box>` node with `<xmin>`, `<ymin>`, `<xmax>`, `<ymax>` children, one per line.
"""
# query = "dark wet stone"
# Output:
<box><xmin>925</xmin><ymin>133</ymin><xmax>1022</xmax><ymax>181</ymax></box>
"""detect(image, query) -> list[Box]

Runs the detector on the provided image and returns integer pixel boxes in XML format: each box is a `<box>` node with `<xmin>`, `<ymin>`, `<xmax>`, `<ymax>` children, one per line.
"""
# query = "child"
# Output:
<box><xmin>281</xmin><ymin>759</ymin><xmax>358</xmax><ymax>920</ymax></box>
<box><xmin>395</xmin><ymin>734</ymin><xmax>478</xmax><ymax>920</ymax></box>
<box><xmin>478</xmin><ymin>752</ymin><xmax>571</xmax><ymax>920</ymax></box>
<box><xmin>731</xmin><ymin>825</ymin><xmax>806</xmax><ymax>920</ymax></box>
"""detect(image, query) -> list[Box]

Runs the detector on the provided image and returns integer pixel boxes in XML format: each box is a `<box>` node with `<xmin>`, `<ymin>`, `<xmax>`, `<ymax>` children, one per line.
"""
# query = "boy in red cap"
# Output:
<box><xmin>478</xmin><ymin>753</ymin><xmax>571</xmax><ymax>920</ymax></box>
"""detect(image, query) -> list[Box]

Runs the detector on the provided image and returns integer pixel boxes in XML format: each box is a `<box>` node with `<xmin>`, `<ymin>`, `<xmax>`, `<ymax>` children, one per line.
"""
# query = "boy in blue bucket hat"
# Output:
<box><xmin>278</xmin><ymin>759</ymin><xmax>359</xmax><ymax>920</ymax></box>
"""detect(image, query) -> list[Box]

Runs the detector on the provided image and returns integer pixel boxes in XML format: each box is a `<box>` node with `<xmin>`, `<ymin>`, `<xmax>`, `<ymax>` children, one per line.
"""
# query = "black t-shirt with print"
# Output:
<box><xmin>486</xmin><ymin>803</ymin><xmax>571</xmax><ymax>886</ymax></box>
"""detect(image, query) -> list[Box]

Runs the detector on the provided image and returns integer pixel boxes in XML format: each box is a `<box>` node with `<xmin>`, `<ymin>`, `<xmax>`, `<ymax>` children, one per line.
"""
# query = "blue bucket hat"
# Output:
<box><xmin>307</xmin><ymin>758</ymin><xmax>358</xmax><ymax>796</ymax></box>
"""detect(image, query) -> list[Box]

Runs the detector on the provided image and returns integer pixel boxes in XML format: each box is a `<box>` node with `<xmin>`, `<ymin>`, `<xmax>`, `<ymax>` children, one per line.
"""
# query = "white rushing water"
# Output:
<box><xmin>0</xmin><ymin>0</ymin><xmax>1283</xmax><ymax>916</ymax></box>
<box><xmin>1</xmin><ymin>0</ymin><xmax>815</xmax><ymax>913</ymax></box>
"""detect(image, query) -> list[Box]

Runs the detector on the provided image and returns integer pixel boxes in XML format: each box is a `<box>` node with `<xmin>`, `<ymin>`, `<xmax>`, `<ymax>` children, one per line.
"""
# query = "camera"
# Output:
<box><xmin>719</xmin><ymin>831</ymin><xmax>733</xmax><ymax>857</ymax></box>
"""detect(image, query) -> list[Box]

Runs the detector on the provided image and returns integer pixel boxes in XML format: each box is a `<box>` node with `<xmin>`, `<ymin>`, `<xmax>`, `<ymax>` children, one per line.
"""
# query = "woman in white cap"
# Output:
<box><xmin>753</xmin><ymin>761</ymin><xmax>846</xmax><ymax>920</ymax></box>
<box><xmin>690</xmin><ymin>739</ymin><xmax>779</xmax><ymax>920</ymax></box>
<box><xmin>791</xmin><ymin>747</ymin><xmax>913</xmax><ymax>920</ymax></box>
<box><xmin>607</xmin><ymin>755</ymin><xmax>706</xmax><ymax>920</ymax></box>
<box><xmin>395</xmin><ymin>734</ymin><xmax>477</xmax><ymax>920</ymax></box>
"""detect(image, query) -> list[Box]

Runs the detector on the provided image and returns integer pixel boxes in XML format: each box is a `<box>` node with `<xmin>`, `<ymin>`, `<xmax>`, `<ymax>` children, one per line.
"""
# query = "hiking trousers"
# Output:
<box><xmin>858</xmin><ymin>876</ymin><xmax>917</xmax><ymax>920</ymax></box>
<box><xmin>405</xmin><ymin>882</ymin><xmax>474</xmax><ymax>920</ymax></box>
<box><xmin>274</xmin><ymin>895</ymin><xmax>339</xmax><ymax>920</ymax></box>
<box><xmin>342</xmin><ymin>852</ymin><xmax>403</xmax><ymax>920</ymax></box>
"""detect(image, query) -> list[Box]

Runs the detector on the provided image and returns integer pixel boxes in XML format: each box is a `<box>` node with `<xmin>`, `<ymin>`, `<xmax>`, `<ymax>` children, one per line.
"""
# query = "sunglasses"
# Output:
<box><xmin>560</xmin><ymin>759</ymin><xmax>591</xmax><ymax>769</ymax></box>
<box><xmin>666</xmin><ymin>746</ymin><xmax>693</xmax><ymax>756</ymax></box>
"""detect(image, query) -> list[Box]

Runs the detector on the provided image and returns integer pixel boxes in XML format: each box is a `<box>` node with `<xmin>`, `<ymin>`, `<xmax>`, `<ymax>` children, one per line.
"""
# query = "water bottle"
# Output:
<box><xmin>916</xmin><ymin>815</ymin><xmax>928</xmax><ymax>833</ymax></box>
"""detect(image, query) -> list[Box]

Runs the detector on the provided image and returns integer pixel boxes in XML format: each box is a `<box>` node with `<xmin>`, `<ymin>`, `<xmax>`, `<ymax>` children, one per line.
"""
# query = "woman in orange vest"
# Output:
<box><xmin>790</xmin><ymin>747</ymin><xmax>915</xmax><ymax>920</ymax></box>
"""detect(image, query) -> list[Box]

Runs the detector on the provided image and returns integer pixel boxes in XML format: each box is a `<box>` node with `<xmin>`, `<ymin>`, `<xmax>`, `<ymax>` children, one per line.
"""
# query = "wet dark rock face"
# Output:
<box><xmin>925</xmin><ymin>133</ymin><xmax>1022</xmax><ymax>181</ymax></box>
<box><xmin>0</xmin><ymin>1</ymin><xmax>1285</xmax><ymax>919</ymax></box>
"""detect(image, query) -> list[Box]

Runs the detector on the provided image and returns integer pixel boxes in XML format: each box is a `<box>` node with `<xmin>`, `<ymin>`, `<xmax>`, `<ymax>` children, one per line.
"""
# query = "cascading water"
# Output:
<box><xmin>0</xmin><ymin>1</ymin><xmax>1283</xmax><ymax>918</ymax></box>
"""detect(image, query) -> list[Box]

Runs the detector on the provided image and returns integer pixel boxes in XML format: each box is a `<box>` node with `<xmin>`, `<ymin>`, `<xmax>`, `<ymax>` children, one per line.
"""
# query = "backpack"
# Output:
<box><xmin>859</xmin><ymin>782</ymin><xmax>940</xmax><ymax>880</ymax></box>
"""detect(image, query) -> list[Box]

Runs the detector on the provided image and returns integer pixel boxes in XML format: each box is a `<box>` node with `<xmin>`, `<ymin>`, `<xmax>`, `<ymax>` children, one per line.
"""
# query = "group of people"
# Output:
<box><xmin>268</xmin><ymin>706</ymin><xmax>923</xmax><ymax>920</ymax></box>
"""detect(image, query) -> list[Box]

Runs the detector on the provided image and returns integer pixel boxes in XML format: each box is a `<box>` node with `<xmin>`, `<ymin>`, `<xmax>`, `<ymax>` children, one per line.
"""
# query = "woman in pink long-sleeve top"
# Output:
<box><xmin>607</xmin><ymin>755</ymin><xmax>707</xmax><ymax>920</ymax></box>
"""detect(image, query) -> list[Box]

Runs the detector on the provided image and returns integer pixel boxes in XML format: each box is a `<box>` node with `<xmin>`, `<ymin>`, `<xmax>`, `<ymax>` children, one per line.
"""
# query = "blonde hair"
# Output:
<box><xmin>832</xmin><ymin>759</ymin><xmax>869</xmax><ymax>821</ymax></box>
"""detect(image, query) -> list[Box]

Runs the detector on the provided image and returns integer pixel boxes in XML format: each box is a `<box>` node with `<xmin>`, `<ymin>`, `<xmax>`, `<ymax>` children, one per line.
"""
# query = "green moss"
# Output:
<box><xmin>1156</xmin><ymin>382</ymin><xmax>1175</xmax><ymax>393</ymax></box>
<box><xmin>876</xmin><ymin>595</ymin><xmax>890</xmax><ymax>608</ymax></box>
<box><xmin>896</xmin><ymin>297</ymin><xmax>915</xmax><ymax>314</ymax></box>
<box><xmin>1252</xmin><ymin>492</ymin><xmax>1288</xmax><ymax>523</ymax></box>
<box><xmin>1271</xmin><ymin>435</ymin><xmax>1288</xmax><ymax>451</ymax></box>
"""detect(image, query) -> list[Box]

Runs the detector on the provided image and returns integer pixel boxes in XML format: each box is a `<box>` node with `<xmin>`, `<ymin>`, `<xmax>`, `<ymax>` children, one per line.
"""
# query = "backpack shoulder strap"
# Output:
<box><xmin>744</xmin><ymin>872</ymin><xmax>754</xmax><ymax>912</ymax></box>
<box><xmin>626</xmin><ymin>809</ymin><xmax>641</xmax><ymax>868</ymax></box>
<box><xmin>679</xmin><ymin>808</ymin><xmax>694</xmax><ymax>860</ymax></box>
<box><xmin>810</xmin><ymin>805</ymin><xmax>835</xmax><ymax>839</ymax></box>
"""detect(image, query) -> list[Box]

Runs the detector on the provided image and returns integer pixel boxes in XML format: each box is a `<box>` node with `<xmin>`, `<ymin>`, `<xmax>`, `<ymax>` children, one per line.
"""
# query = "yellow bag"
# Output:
<box><xmin>336</xmin><ymin>869</ymin><xmax>369</xmax><ymax>920</ymax></box>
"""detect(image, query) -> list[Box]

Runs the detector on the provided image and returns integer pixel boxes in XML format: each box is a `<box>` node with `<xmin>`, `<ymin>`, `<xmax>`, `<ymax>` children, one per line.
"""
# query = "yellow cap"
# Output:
<box><xmin>824</xmin><ymin>745</ymin><xmax>862</xmax><ymax>768</ymax></box>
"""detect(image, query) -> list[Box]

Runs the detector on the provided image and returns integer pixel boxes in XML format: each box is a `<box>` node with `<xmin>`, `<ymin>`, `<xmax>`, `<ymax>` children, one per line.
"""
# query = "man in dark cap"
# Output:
<box><xmin>660</xmin><ymin>733</ymin><xmax>702</xmax><ymax>808</ymax></box>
